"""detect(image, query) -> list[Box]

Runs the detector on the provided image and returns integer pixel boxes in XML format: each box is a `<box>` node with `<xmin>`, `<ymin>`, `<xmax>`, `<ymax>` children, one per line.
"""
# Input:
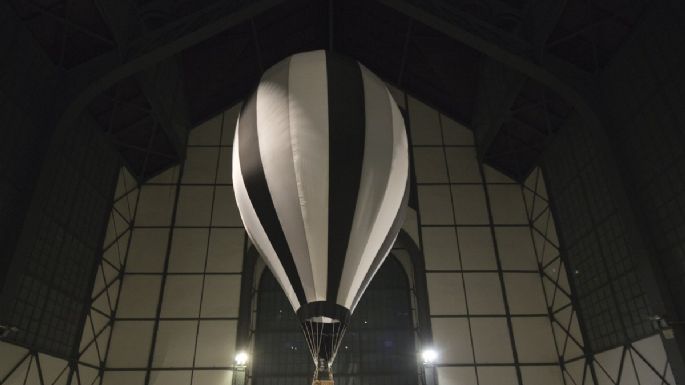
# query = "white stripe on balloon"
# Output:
<box><xmin>287</xmin><ymin>50</ymin><xmax>330</xmax><ymax>302</ymax></box>
<box><xmin>232</xmin><ymin>120</ymin><xmax>301</xmax><ymax>310</ymax></box>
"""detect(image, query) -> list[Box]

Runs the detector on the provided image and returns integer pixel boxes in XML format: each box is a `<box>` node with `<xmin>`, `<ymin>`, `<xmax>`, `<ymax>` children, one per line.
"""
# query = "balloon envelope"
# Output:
<box><xmin>232</xmin><ymin>50</ymin><xmax>409</xmax><ymax>374</ymax></box>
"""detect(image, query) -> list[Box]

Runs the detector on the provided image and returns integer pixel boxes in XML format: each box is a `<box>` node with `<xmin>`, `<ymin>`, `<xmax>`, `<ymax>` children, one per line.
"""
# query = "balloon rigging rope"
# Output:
<box><xmin>316</xmin><ymin>320</ymin><xmax>323</xmax><ymax>360</ymax></box>
<box><xmin>304</xmin><ymin>321</ymin><xmax>317</xmax><ymax>364</ymax></box>
<box><xmin>329</xmin><ymin>323</ymin><xmax>335</xmax><ymax>365</ymax></box>
<box><xmin>308</xmin><ymin>321</ymin><xmax>317</xmax><ymax>363</ymax></box>
<box><xmin>300</xmin><ymin>322</ymin><xmax>316</xmax><ymax>364</ymax></box>
<box><xmin>301</xmin><ymin>319</ymin><xmax>351</xmax><ymax>368</ymax></box>
<box><xmin>330</xmin><ymin>323</ymin><xmax>348</xmax><ymax>365</ymax></box>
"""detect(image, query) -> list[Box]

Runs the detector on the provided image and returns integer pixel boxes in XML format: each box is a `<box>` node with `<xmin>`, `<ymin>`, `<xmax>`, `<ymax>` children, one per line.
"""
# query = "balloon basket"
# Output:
<box><xmin>312</xmin><ymin>359</ymin><xmax>334</xmax><ymax>385</ymax></box>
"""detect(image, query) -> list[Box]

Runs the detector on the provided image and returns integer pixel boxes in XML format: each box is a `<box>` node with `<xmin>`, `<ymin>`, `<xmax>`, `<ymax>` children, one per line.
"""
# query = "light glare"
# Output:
<box><xmin>235</xmin><ymin>352</ymin><xmax>249</xmax><ymax>366</ymax></box>
<box><xmin>422</xmin><ymin>349</ymin><xmax>438</xmax><ymax>364</ymax></box>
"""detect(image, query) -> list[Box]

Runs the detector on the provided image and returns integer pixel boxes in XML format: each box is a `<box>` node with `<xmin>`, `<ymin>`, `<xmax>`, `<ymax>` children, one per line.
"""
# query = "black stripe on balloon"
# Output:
<box><xmin>350</xmin><ymin>177</ymin><xmax>410</xmax><ymax>309</ymax></box>
<box><xmin>326</xmin><ymin>51</ymin><xmax>366</xmax><ymax>303</ymax></box>
<box><xmin>238</xmin><ymin>85</ymin><xmax>307</xmax><ymax>306</ymax></box>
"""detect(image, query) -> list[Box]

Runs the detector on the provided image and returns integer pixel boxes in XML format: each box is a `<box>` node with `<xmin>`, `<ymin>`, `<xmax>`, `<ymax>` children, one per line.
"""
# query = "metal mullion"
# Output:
<box><xmin>101</xmin><ymin>225</ymin><xmax>131</xmax><ymax>265</ymax></box>
<box><xmin>629</xmin><ymin>345</ymin><xmax>672</xmax><ymax>385</ymax></box>
<box><xmin>0</xmin><ymin>352</ymin><xmax>31</xmax><ymax>384</ymax></box>
<box><xmin>591</xmin><ymin>348</ymin><xmax>622</xmax><ymax>383</ymax></box>
<box><xmin>549</xmin><ymin>316</ymin><xmax>585</xmax><ymax>360</ymax></box>
<box><xmin>552</xmin><ymin>302</ymin><xmax>573</xmax><ymax>315</ymax></box>
<box><xmin>99</xmin><ymin>254</ymin><xmax>122</xmax><ymax>275</ymax></box>
<box><xmin>421</xmin><ymin>223</ymin><xmax>531</xmax><ymax>228</ymax></box>
<box><xmin>117</xmin><ymin>316</ymin><xmax>239</xmax><ymax>322</ymax></box>
<box><xmin>75</xmin><ymin>361</ymin><xmax>105</xmax><ymax>371</ymax></box>
<box><xmin>93</xmin><ymin>133</ymin><xmax>151</xmax><ymax>385</ymax></box>
<box><xmin>531</xmin><ymin>222</ymin><xmax>561</xmax><ymax>248</ymax></box>
<box><xmin>478</xmin><ymin>158</ymin><xmax>524</xmax><ymax>385</ymax></box>
<box><xmin>436</xmin><ymin>113</ymin><xmax>481</xmax><ymax>385</ymax></box>
<box><xmin>84</xmin><ymin>310</ymin><xmax>105</xmax><ymax>364</ymax></box>
<box><xmin>142</xmin><ymin>148</ymin><xmax>185</xmax><ymax>385</ymax></box>
<box><xmin>89</xmin><ymin>271</ymin><xmax>124</xmax><ymax>307</ymax></box>
<box><xmin>523</xmin><ymin>183</ymin><xmax>577</xmax><ymax>372</ymax></box>
<box><xmin>105</xmin><ymin>366</ymin><xmax>233</xmax><ymax>371</ymax></box>
<box><xmin>530</xmin><ymin>204</ymin><xmax>551</xmax><ymax>227</ymax></box>
<box><xmin>188</xmin><ymin>109</ymin><xmax>225</xmax><ymax>383</ymax></box>
<box><xmin>540</xmin><ymin>166</ymin><xmax>601</xmax><ymax>385</ymax></box>
<box><xmin>112</xmin><ymin>188</ymin><xmax>137</xmax><ymax>208</ymax></box>
<box><xmin>94</xmin><ymin>221</ymin><xmax>124</xmax><ymax>315</ymax></box>
<box><xmin>147</xmin><ymin>366</ymin><xmax>241</xmax><ymax>371</ymax></box>
<box><xmin>88</xmin><ymin>306</ymin><xmax>111</xmax><ymax>321</ymax></box>
<box><xmin>426</xmin><ymin>269</ymin><xmax>540</xmax><ymax>274</ymax></box>
<box><xmin>434</xmin><ymin>362</ymin><xmax>560</xmax><ymax>368</ymax></box>
<box><xmin>72</xmin><ymin>364</ymin><xmax>82</xmax><ymax>385</ymax></box>
<box><xmin>126</xmin><ymin>271</ymin><xmax>242</xmax><ymax>276</ymax></box>
<box><xmin>148</xmin><ymin>182</ymin><xmax>232</xmax><ymax>187</ymax></box>
<box><xmin>86</xmin><ymin>130</ymin><xmax>145</xmax><ymax>381</ymax></box>
<box><xmin>46</xmin><ymin>360</ymin><xmax>71</xmax><ymax>385</ymax></box>
<box><xmin>541</xmin><ymin>266</ymin><xmax>573</xmax><ymax>301</ymax></box>
<box><xmin>412</xmin><ymin>144</ymin><xmax>477</xmax><ymax>148</ymax></box>
<box><xmin>430</xmin><ymin>313</ymin><xmax>549</xmax><ymax>318</ymax></box>
<box><xmin>133</xmin><ymin>225</ymin><xmax>244</xmax><ymax>229</ymax></box>
<box><xmin>616</xmin><ymin>346</ymin><xmax>629</xmax><ymax>385</ymax></box>
<box><xmin>109</xmin><ymin>205</ymin><xmax>133</xmax><ymax>229</ymax></box>
<box><xmin>416</xmin><ymin>181</ymin><xmax>523</xmax><ymax>186</ymax></box>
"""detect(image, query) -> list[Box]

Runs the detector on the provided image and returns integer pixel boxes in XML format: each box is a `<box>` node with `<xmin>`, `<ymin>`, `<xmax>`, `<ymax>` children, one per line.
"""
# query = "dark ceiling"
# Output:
<box><xmin>182</xmin><ymin>0</ymin><xmax>482</xmax><ymax>129</ymax></box>
<box><xmin>7</xmin><ymin>0</ymin><xmax>650</xmax><ymax>182</ymax></box>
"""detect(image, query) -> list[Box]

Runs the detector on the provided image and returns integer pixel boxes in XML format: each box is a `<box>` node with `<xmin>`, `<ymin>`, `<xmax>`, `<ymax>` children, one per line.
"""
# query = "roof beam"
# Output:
<box><xmin>57</xmin><ymin>0</ymin><xmax>287</xmax><ymax>143</ymax></box>
<box><xmin>380</xmin><ymin>0</ymin><xmax>595</xmax><ymax>99</ymax></box>
<box><xmin>376</xmin><ymin>0</ymin><xmax>599</xmax><ymax>179</ymax></box>
<box><xmin>472</xmin><ymin>59</ymin><xmax>526</xmax><ymax>163</ymax></box>
<box><xmin>94</xmin><ymin>0</ymin><xmax>189</xmax><ymax>167</ymax></box>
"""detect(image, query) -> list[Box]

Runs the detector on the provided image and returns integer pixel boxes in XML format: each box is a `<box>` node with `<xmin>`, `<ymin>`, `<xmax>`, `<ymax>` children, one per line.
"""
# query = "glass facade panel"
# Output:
<box><xmin>252</xmin><ymin>257</ymin><xmax>418</xmax><ymax>385</ymax></box>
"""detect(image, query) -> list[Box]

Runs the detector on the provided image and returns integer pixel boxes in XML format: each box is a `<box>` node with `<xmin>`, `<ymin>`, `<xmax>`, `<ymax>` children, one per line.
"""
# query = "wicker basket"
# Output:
<box><xmin>312</xmin><ymin>381</ymin><xmax>334</xmax><ymax>385</ymax></box>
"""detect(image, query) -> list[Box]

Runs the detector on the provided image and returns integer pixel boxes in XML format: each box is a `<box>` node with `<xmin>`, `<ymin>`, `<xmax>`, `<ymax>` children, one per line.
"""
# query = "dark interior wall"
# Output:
<box><xmin>0</xmin><ymin>1</ymin><xmax>60</xmax><ymax>292</ymax></box>
<box><xmin>0</xmin><ymin>112</ymin><xmax>121</xmax><ymax>358</ymax></box>
<box><xmin>541</xmin><ymin>0</ymin><xmax>685</xmax><ymax>376</ymax></box>
<box><xmin>600</xmin><ymin>0</ymin><xmax>685</xmax><ymax>331</ymax></box>
<box><xmin>0</xmin><ymin>2</ymin><xmax>122</xmax><ymax>357</ymax></box>
<box><xmin>542</xmin><ymin>112</ymin><xmax>658</xmax><ymax>353</ymax></box>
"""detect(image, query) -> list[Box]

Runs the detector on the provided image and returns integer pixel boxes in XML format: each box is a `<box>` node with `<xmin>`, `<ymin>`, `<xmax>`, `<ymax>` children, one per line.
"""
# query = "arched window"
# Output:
<box><xmin>252</xmin><ymin>256</ymin><xmax>419</xmax><ymax>385</ymax></box>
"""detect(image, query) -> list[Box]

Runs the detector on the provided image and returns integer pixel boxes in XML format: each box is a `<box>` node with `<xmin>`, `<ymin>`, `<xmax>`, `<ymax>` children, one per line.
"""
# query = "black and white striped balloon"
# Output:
<box><xmin>232</xmin><ymin>50</ymin><xmax>409</xmax><ymax>373</ymax></box>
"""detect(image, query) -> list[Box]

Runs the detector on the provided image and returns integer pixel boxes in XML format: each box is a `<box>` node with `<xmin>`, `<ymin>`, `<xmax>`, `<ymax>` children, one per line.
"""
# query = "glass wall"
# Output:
<box><xmin>403</xmin><ymin>91</ymin><xmax>573</xmax><ymax>385</ymax></box>
<box><xmin>252</xmin><ymin>256</ymin><xmax>418</xmax><ymax>385</ymax></box>
<box><xmin>98</xmin><ymin>105</ymin><xmax>244</xmax><ymax>385</ymax></box>
<box><xmin>399</xmin><ymin>86</ymin><xmax>676</xmax><ymax>385</ymax></box>
<box><xmin>2</xmin><ymin>83</ymin><xmax>673</xmax><ymax>385</ymax></box>
<box><xmin>0</xmin><ymin>166</ymin><xmax>138</xmax><ymax>385</ymax></box>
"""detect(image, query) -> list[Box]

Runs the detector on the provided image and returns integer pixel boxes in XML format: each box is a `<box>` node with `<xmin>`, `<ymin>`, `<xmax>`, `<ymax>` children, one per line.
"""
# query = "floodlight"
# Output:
<box><xmin>421</xmin><ymin>349</ymin><xmax>438</xmax><ymax>365</ymax></box>
<box><xmin>235</xmin><ymin>352</ymin><xmax>249</xmax><ymax>367</ymax></box>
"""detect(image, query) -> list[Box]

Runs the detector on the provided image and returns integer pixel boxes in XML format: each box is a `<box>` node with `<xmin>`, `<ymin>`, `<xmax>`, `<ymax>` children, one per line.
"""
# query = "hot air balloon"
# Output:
<box><xmin>232</xmin><ymin>50</ymin><xmax>409</xmax><ymax>384</ymax></box>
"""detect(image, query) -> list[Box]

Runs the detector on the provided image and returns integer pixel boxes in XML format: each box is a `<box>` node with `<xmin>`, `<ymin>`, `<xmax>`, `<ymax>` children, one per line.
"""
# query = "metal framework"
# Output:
<box><xmin>3</xmin><ymin>0</ymin><xmax>685</xmax><ymax>384</ymax></box>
